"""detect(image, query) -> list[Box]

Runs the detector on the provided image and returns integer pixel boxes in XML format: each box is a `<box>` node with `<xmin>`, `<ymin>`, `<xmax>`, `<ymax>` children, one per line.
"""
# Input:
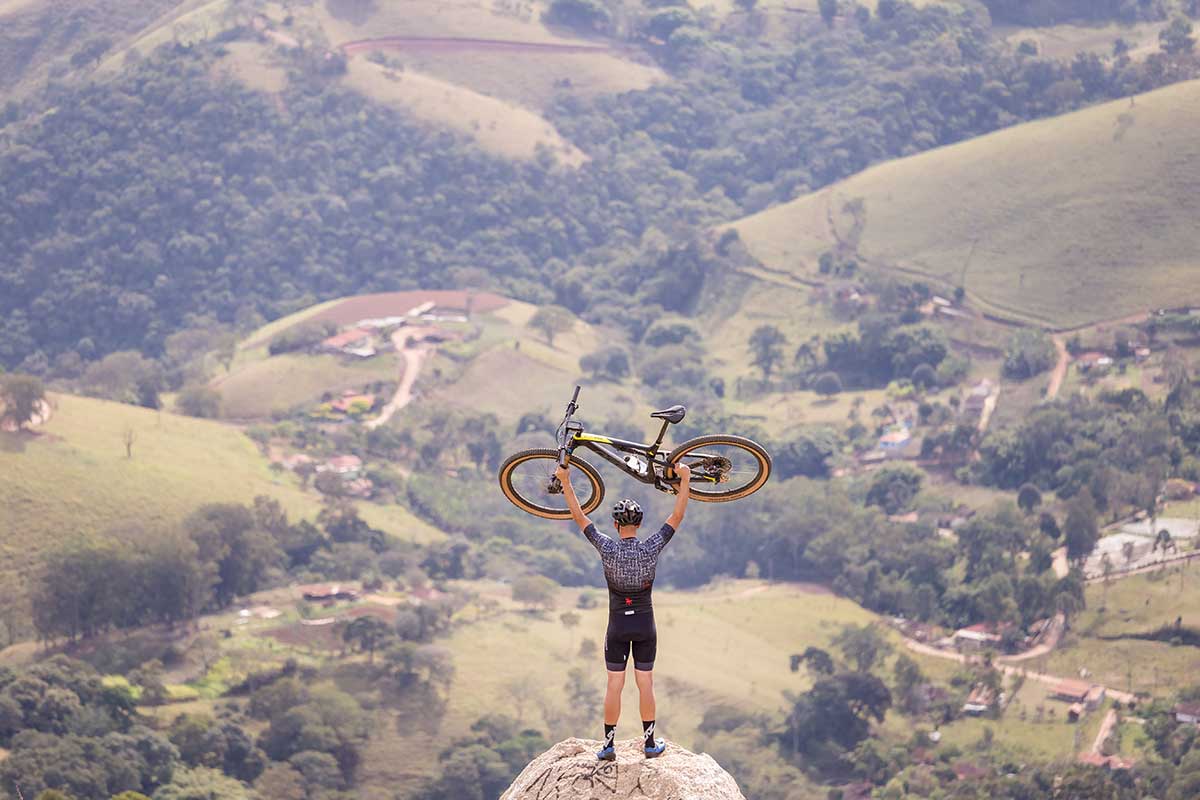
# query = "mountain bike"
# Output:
<box><xmin>498</xmin><ymin>386</ymin><xmax>772</xmax><ymax>519</ymax></box>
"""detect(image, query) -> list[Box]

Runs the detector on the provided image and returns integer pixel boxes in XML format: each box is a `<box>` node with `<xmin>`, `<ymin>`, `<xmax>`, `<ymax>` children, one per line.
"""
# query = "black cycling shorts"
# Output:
<box><xmin>604</xmin><ymin>608</ymin><xmax>657</xmax><ymax>672</ymax></box>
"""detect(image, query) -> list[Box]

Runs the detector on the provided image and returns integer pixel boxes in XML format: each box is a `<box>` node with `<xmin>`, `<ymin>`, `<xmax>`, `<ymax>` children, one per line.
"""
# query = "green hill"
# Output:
<box><xmin>0</xmin><ymin>393</ymin><xmax>444</xmax><ymax>593</ymax></box>
<box><xmin>730</xmin><ymin>79</ymin><xmax>1200</xmax><ymax>328</ymax></box>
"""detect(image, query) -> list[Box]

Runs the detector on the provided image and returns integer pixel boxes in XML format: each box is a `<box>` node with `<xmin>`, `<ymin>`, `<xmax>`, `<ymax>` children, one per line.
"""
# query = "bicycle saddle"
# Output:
<box><xmin>650</xmin><ymin>405</ymin><xmax>686</xmax><ymax>424</ymax></box>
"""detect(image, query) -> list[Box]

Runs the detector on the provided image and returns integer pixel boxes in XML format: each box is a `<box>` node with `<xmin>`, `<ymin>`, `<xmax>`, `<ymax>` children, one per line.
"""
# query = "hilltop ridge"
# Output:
<box><xmin>500</xmin><ymin>738</ymin><xmax>746</xmax><ymax>800</ymax></box>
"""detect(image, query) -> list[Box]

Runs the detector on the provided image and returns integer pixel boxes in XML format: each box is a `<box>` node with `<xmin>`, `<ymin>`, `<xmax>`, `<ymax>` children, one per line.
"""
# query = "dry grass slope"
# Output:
<box><xmin>0</xmin><ymin>393</ymin><xmax>443</xmax><ymax>592</ymax></box>
<box><xmin>732</xmin><ymin>79</ymin><xmax>1200</xmax><ymax>328</ymax></box>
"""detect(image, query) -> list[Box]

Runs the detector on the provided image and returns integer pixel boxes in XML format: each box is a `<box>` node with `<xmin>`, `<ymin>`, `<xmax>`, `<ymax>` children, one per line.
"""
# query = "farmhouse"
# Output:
<box><xmin>321</xmin><ymin>328</ymin><xmax>376</xmax><ymax>358</ymax></box>
<box><xmin>318</xmin><ymin>455</ymin><xmax>363</xmax><ymax>477</ymax></box>
<box><xmin>962</xmin><ymin>379</ymin><xmax>993</xmax><ymax>415</ymax></box>
<box><xmin>1175</xmin><ymin>702</ymin><xmax>1200</xmax><ymax>725</ymax></box>
<box><xmin>300</xmin><ymin>584</ymin><xmax>361</xmax><ymax>603</ymax></box>
<box><xmin>962</xmin><ymin>685</ymin><xmax>996</xmax><ymax>716</ymax></box>
<box><xmin>1051</xmin><ymin>679</ymin><xmax>1105</xmax><ymax>711</ymax></box>
<box><xmin>953</xmin><ymin>622</ymin><xmax>1004</xmax><ymax>651</ymax></box>
<box><xmin>1075</xmin><ymin>352</ymin><xmax>1114</xmax><ymax>373</ymax></box>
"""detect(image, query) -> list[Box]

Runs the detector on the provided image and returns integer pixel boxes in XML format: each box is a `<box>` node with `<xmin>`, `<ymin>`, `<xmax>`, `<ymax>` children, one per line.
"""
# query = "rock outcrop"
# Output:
<box><xmin>500</xmin><ymin>738</ymin><xmax>746</xmax><ymax>800</ymax></box>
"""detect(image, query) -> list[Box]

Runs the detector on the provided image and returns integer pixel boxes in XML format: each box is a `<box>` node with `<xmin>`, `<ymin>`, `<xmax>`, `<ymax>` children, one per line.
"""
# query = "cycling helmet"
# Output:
<box><xmin>612</xmin><ymin>498</ymin><xmax>644</xmax><ymax>527</ymax></box>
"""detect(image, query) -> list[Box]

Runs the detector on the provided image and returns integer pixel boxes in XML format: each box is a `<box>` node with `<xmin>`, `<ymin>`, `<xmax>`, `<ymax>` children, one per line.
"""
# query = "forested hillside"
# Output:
<box><xmin>3</xmin><ymin>1</ymin><xmax>1198</xmax><ymax>370</ymax></box>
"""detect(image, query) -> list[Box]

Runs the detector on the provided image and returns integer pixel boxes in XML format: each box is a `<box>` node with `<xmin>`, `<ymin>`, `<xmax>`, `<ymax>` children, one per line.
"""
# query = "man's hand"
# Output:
<box><xmin>557</xmin><ymin>462</ymin><xmax>591</xmax><ymax>532</ymax></box>
<box><xmin>667</xmin><ymin>461</ymin><xmax>691</xmax><ymax>529</ymax></box>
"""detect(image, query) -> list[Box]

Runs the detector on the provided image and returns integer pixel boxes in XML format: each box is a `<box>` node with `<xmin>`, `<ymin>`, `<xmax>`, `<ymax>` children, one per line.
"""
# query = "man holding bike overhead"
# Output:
<box><xmin>554</xmin><ymin>460</ymin><xmax>692</xmax><ymax>762</ymax></box>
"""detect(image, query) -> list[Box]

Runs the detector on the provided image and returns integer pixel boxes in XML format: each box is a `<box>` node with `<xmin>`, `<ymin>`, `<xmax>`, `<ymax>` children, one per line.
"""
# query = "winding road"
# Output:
<box><xmin>365</xmin><ymin>328</ymin><xmax>433</xmax><ymax>430</ymax></box>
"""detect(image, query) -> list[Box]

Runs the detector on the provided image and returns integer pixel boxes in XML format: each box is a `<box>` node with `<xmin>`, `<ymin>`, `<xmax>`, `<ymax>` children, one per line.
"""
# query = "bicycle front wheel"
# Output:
<box><xmin>498</xmin><ymin>449</ymin><xmax>606</xmax><ymax>520</ymax></box>
<box><xmin>668</xmin><ymin>435</ymin><xmax>771</xmax><ymax>502</ymax></box>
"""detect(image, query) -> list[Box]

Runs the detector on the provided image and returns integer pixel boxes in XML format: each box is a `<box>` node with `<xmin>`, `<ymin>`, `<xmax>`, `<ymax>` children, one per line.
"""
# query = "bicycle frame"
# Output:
<box><xmin>553</xmin><ymin>386</ymin><xmax>716</xmax><ymax>492</ymax></box>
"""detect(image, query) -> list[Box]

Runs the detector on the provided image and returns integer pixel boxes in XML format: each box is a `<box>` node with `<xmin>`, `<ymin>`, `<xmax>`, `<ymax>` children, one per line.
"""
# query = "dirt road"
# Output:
<box><xmin>1046</xmin><ymin>335</ymin><xmax>1069</xmax><ymax>399</ymax></box>
<box><xmin>1092</xmin><ymin>709</ymin><xmax>1119</xmax><ymax>754</ymax></box>
<box><xmin>340</xmin><ymin>36</ymin><xmax>611</xmax><ymax>57</ymax></box>
<box><xmin>365</xmin><ymin>329</ymin><xmax>432</xmax><ymax>430</ymax></box>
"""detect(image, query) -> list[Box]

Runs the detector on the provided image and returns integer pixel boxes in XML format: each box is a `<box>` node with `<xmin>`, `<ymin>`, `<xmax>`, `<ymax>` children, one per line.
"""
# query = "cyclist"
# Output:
<box><xmin>554</xmin><ymin>460</ymin><xmax>692</xmax><ymax>761</ymax></box>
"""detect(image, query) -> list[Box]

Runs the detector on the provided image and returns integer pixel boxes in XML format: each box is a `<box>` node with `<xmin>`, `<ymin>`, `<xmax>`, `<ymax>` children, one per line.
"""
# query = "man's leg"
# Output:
<box><xmin>604</xmin><ymin>669</ymin><xmax>626</xmax><ymax>727</ymax></box>
<box><xmin>634</xmin><ymin>668</ymin><xmax>655</xmax><ymax>722</ymax></box>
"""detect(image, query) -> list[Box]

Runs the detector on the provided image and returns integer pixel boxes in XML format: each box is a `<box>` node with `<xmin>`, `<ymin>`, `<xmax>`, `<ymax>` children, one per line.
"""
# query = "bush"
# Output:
<box><xmin>1003</xmin><ymin>330</ymin><xmax>1057</xmax><ymax>379</ymax></box>
<box><xmin>544</xmin><ymin>0</ymin><xmax>611</xmax><ymax>31</ymax></box>
<box><xmin>176</xmin><ymin>384</ymin><xmax>222</xmax><ymax>418</ymax></box>
<box><xmin>268</xmin><ymin>321</ymin><xmax>336</xmax><ymax>356</ymax></box>
<box><xmin>814</xmin><ymin>371</ymin><xmax>843</xmax><ymax>397</ymax></box>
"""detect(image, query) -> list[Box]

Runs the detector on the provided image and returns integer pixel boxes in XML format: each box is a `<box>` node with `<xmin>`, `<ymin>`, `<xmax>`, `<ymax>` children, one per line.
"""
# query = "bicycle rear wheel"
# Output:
<box><xmin>498</xmin><ymin>449</ymin><xmax>606</xmax><ymax>519</ymax></box>
<box><xmin>668</xmin><ymin>435</ymin><xmax>771</xmax><ymax>502</ymax></box>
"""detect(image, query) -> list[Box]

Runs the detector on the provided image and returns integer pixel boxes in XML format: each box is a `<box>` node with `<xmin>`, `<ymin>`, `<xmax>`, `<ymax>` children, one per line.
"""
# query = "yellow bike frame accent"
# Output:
<box><xmin>573</xmin><ymin>433</ymin><xmax>614</xmax><ymax>445</ymax></box>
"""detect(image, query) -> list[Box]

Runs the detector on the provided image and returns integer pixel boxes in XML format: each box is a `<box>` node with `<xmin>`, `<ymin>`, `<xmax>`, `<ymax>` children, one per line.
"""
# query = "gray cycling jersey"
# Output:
<box><xmin>582</xmin><ymin>523</ymin><xmax>675</xmax><ymax>611</ymax></box>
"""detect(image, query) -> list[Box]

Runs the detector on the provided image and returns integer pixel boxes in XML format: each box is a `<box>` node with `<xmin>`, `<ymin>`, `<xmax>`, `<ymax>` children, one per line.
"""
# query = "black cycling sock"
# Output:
<box><xmin>604</xmin><ymin>724</ymin><xmax>616</xmax><ymax>750</ymax></box>
<box><xmin>643</xmin><ymin>719</ymin><xmax>656</xmax><ymax>747</ymax></box>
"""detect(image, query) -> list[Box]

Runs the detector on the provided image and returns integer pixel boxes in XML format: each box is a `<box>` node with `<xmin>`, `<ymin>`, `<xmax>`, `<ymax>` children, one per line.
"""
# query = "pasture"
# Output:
<box><xmin>1041</xmin><ymin>562</ymin><xmax>1200</xmax><ymax>697</ymax></box>
<box><xmin>731</xmin><ymin>80</ymin><xmax>1200</xmax><ymax>328</ymax></box>
<box><xmin>0</xmin><ymin>393</ymin><xmax>444</xmax><ymax>594</ymax></box>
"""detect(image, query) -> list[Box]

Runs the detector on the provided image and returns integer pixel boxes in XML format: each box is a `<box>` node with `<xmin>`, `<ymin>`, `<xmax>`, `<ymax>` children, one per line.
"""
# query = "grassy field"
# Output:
<box><xmin>0</xmin><ymin>393</ymin><xmax>444</xmax><ymax>591</ymax></box>
<box><xmin>213</xmin><ymin>351</ymin><xmax>401</xmax><ymax>419</ymax></box>
<box><xmin>350</xmin><ymin>579</ymin><xmax>900</xmax><ymax>793</ymax></box>
<box><xmin>936</xmin><ymin>678</ymin><xmax>1106</xmax><ymax>760</ymax></box>
<box><xmin>730</xmin><ymin>79</ymin><xmax>1200</xmax><ymax>329</ymax></box>
<box><xmin>1040</xmin><ymin>562</ymin><xmax>1200</xmax><ymax>697</ymax></box>
<box><xmin>424</xmin><ymin>299</ymin><xmax>656</xmax><ymax>428</ymax></box>
<box><xmin>341</xmin><ymin>57</ymin><xmax>588</xmax><ymax>165</ymax></box>
<box><xmin>998</xmin><ymin>19</ymin><xmax>1167</xmax><ymax>62</ymax></box>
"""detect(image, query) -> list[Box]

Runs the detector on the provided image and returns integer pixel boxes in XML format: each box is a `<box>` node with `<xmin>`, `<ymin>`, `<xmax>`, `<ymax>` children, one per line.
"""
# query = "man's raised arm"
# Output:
<box><xmin>666</xmin><ymin>462</ymin><xmax>691</xmax><ymax>530</ymax></box>
<box><xmin>555</xmin><ymin>464</ymin><xmax>593</xmax><ymax>533</ymax></box>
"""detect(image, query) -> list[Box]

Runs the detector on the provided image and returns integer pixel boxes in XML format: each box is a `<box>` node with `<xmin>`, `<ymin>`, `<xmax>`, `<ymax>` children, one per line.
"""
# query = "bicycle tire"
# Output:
<box><xmin>498</xmin><ymin>449</ymin><xmax>606</xmax><ymax>519</ymax></box>
<box><xmin>668</xmin><ymin>435</ymin><xmax>771</xmax><ymax>502</ymax></box>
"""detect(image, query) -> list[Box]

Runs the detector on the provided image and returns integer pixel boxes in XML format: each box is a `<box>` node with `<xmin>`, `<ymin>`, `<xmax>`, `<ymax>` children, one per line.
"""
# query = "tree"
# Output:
<box><xmin>1063</xmin><ymin>489</ymin><xmax>1100</xmax><ymax>563</ymax></box>
<box><xmin>813</xmin><ymin>371</ymin><xmax>843</xmax><ymax>398</ymax></box>
<box><xmin>526</xmin><ymin>306</ymin><xmax>574</xmax><ymax>347</ymax></box>
<box><xmin>176</xmin><ymin>384</ymin><xmax>221</xmax><ymax>418</ymax></box>
<box><xmin>1161</xmin><ymin>16</ymin><xmax>1196</xmax><ymax>55</ymax></box>
<box><xmin>799</xmin><ymin>646</ymin><xmax>835</xmax><ymax>675</ymax></box>
<box><xmin>123</xmin><ymin>427</ymin><xmax>137</xmax><ymax>459</ymax></box>
<box><xmin>892</xmin><ymin>654</ymin><xmax>925</xmax><ymax>713</ymax></box>
<box><xmin>579</xmin><ymin>347</ymin><xmax>630</xmax><ymax>381</ymax></box>
<box><xmin>544</xmin><ymin>0</ymin><xmax>611</xmax><ymax>32</ymax></box>
<box><xmin>818</xmin><ymin>0</ymin><xmax>837</xmax><ymax>26</ymax></box>
<box><xmin>865</xmin><ymin>464</ymin><xmax>923</xmax><ymax>515</ymax></box>
<box><xmin>0</xmin><ymin>373</ymin><xmax>45</xmax><ymax>430</ymax></box>
<box><xmin>748</xmin><ymin>325</ymin><xmax>787</xmax><ymax>381</ymax></box>
<box><xmin>1003</xmin><ymin>330</ymin><xmax>1057</xmax><ymax>379</ymax></box>
<box><xmin>342</xmin><ymin>617</ymin><xmax>393</xmax><ymax>664</ymax></box>
<box><xmin>1017</xmin><ymin>483</ymin><xmax>1043</xmax><ymax>514</ymax></box>
<box><xmin>910</xmin><ymin>363</ymin><xmax>937</xmax><ymax>390</ymax></box>
<box><xmin>833</xmin><ymin>624</ymin><xmax>892</xmax><ymax>673</ymax></box>
<box><xmin>512</xmin><ymin>575</ymin><xmax>558</xmax><ymax>612</ymax></box>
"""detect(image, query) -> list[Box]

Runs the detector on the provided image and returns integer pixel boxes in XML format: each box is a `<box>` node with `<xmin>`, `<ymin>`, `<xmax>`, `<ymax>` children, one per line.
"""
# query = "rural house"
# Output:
<box><xmin>1052</xmin><ymin>679</ymin><xmax>1105</xmax><ymax>711</ymax></box>
<box><xmin>321</xmin><ymin>328</ymin><xmax>376</xmax><ymax>358</ymax></box>
<box><xmin>962</xmin><ymin>685</ymin><xmax>996</xmax><ymax>716</ymax></box>
<box><xmin>1176</xmin><ymin>702</ymin><xmax>1200</xmax><ymax>725</ymax></box>
<box><xmin>953</xmin><ymin>622</ymin><xmax>1005</xmax><ymax>652</ymax></box>
<box><xmin>318</xmin><ymin>455</ymin><xmax>363</xmax><ymax>478</ymax></box>
<box><xmin>300</xmin><ymin>584</ymin><xmax>362</xmax><ymax>604</ymax></box>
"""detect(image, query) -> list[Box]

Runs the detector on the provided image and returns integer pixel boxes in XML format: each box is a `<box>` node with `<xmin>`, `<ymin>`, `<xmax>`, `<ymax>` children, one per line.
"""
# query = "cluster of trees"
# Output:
<box><xmin>975</xmin><ymin>383</ymin><xmax>1200</xmax><ymax>515</ymax></box>
<box><xmin>30</xmin><ymin>497</ymin><xmax>414</xmax><ymax>643</ymax></box>
<box><xmin>418</xmin><ymin>714</ymin><xmax>550</xmax><ymax>800</ymax></box>
<box><xmin>0</xmin><ymin>655</ymin><xmax>181</xmax><ymax>799</ymax></box>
